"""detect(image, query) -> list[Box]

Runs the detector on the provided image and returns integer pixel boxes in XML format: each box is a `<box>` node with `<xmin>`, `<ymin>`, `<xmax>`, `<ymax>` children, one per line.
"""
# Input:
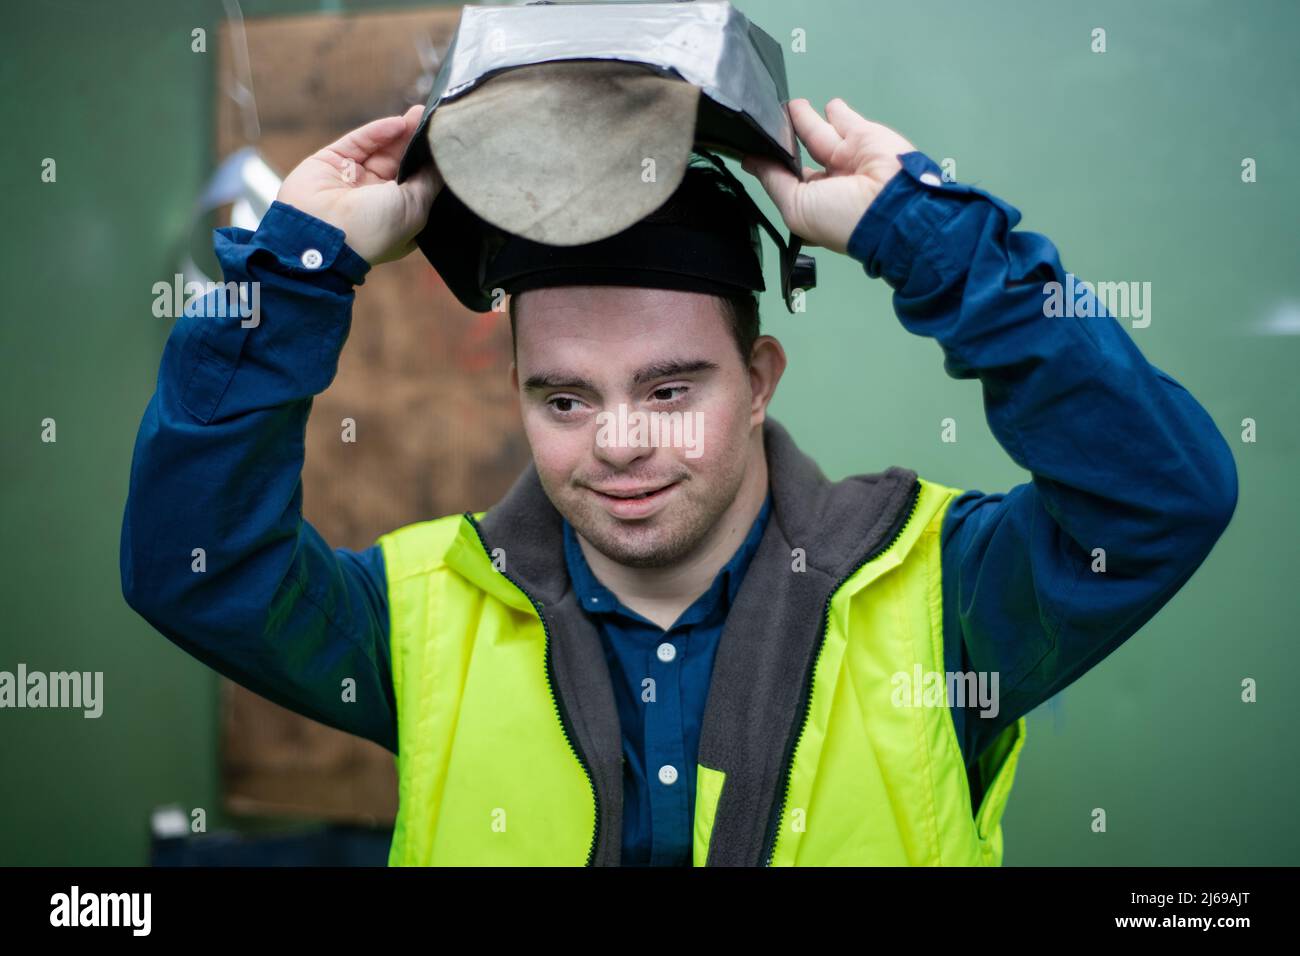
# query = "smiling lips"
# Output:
<box><xmin>592</xmin><ymin>481</ymin><xmax>674</xmax><ymax>499</ymax></box>
<box><xmin>587</xmin><ymin>479</ymin><xmax>682</xmax><ymax>518</ymax></box>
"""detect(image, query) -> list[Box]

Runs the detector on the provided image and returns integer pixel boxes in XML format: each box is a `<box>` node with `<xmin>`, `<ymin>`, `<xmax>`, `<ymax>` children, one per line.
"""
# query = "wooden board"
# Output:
<box><xmin>214</xmin><ymin>8</ymin><xmax>531</xmax><ymax>825</ymax></box>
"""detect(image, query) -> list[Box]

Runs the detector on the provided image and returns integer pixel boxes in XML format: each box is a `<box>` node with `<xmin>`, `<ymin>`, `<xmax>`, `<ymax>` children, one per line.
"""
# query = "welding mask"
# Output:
<box><xmin>395</xmin><ymin>0</ymin><xmax>817</xmax><ymax>313</ymax></box>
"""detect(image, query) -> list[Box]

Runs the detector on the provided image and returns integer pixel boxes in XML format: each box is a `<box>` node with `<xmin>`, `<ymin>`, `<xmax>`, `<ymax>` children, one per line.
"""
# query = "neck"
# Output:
<box><xmin>577</xmin><ymin>428</ymin><xmax>769</xmax><ymax>630</ymax></box>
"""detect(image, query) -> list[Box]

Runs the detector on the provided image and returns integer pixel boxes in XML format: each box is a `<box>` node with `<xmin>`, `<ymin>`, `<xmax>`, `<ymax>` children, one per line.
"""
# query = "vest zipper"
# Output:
<box><xmin>759</xmin><ymin>477</ymin><xmax>923</xmax><ymax>866</ymax></box>
<box><xmin>463</xmin><ymin>513</ymin><xmax>601</xmax><ymax>866</ymax></box>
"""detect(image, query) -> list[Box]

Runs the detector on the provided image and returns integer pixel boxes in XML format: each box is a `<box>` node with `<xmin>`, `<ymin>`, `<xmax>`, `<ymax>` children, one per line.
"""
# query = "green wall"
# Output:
<box><xmin>1</xmin><ymin>0</ymin><xmax>1295</xmax><ymax>865</ymax></box>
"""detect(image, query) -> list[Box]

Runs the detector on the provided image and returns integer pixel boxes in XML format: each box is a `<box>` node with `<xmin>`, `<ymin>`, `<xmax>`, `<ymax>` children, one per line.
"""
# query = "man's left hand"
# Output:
<box><xmin>742</xmin><ymin>98</ymin><xmax>917</xmax><ymax>255</ymax></box>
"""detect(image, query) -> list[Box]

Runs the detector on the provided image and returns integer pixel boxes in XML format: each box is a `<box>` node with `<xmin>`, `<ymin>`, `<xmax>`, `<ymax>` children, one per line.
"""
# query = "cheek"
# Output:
<box><xmin>523</xmin><ymin>412</ymin><xmax>588</xmax><ymax>485</ymax></box>
<box><xmin>685</xmin><ymin>393</ymin><xmax>749</xmax><ymax>474</ymax></box>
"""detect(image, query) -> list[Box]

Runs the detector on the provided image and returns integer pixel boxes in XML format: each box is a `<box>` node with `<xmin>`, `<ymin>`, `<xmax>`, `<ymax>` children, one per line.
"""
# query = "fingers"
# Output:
<box><xmin>370</xmin><ymin>104</ymin><xmax>431</xmax><ymax>179</ymax></box>
<box><xmin>402</xmin><ymin>102</ymin><xmax>425</xmax><ymax>125</ymax></box>
<box><xmin>741</xmin><ymin>153</ymin><xmax>800</xmax><ymax>220</ymax></box>
<box><xmin>825</xmin><ymin>98</ymin><xmax>917</xmax><ymax>155</ymax></box>
<box><xmin>787</xmin><ymin>98</ymin><xmax>843</xmax><ymax>168</ymax></box>
<box><xmin>394</xmin><ymin>103</ymin><xmax>426</xmax><ymax>150</ymax></box>
<box><xmin>399</xmin><ymin>164</ymin><xmax>441</xmax><ymax>220</ymax></box>
<box><xmin>324</xmin><ymin>112</ymin><xmax>415</xmax><ymax>165</ymax></box>
<box><xmin>823</xmin><ymin>97</ymin><xmax>874</xmax><ymax>139</ymax></box>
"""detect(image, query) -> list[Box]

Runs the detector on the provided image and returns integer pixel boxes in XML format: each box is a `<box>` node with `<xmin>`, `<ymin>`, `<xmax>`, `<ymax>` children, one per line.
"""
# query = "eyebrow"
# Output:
<box><xmin>522</xmin><ymin>359</ymin><xmax>719</xmax><ymax>393</ymax></box>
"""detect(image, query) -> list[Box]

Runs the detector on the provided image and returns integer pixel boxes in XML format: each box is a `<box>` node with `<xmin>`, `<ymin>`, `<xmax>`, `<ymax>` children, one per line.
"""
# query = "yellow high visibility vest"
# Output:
<box><xmin>379</xmin><ymin>475</ymin><xmax>1026</xmax><ymax>865</ymax></box>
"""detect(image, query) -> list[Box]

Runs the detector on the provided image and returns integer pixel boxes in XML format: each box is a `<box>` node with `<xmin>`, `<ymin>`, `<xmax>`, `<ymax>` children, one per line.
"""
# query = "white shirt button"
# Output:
<box><xmin>300</xmin><ymin>248</ymin><xmax>324</xmax><ymax>269</ymax></box>
<box><xmin>919</xmin><ymin>172</ymin><xmax>943</xmax><ymax>187</ymax></box>
<box><xmin>656</xmin><ymin>642</ymin><xmax>676</xmax><ymax>663</ymax></box>
<box><xmin>657</xmin><ymin>765</ymin><xmax>678</xmax><ymax>786</ymax></box>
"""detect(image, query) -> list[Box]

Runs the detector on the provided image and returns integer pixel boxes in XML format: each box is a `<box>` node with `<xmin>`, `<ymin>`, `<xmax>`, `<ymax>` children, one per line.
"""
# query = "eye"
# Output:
<box><xmin>650</xmin><ymin>385</ymin><xmax>689</xmax><ymax>403</ymax></box>
<box><xmin>546</xmin><ymin>395</ymin><xmax>587</xmax><ymax>415</ymax></box>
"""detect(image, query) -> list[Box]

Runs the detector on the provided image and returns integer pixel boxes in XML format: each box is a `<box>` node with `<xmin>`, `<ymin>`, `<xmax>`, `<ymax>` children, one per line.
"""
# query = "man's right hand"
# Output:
<box><xmin>276</xmin><ymin>104</ymin><xmax>442</xmax><ymax>267</ymax></box>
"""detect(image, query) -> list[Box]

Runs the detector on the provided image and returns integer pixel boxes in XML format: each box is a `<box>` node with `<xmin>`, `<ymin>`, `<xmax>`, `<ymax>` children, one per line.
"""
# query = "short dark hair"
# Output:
<box><xmin>507</xmin><ymin>156</ymin><xmax>762</xmax><ymax>363</ymax></box>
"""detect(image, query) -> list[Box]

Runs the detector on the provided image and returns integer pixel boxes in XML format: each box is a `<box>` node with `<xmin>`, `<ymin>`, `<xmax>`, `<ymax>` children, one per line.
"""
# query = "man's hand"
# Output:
<box><xmin>741</xmin><ymin>98</ymin><xmax>917</xmax><ymax>255</ymax></box>
<box><xmin>275</xmin><ymin>104</ymin><xmax>442</xmax><ymax>267</ymax></box>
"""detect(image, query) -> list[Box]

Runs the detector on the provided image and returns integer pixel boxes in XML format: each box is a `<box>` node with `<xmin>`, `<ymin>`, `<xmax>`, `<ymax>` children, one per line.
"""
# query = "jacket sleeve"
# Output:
<box><xmin>846</xmin><ymin>152</ymin><xmax>1238</xmax><ymax>767</ymax></box>
<box><xmin>119</xmin><ymin>200</ymin><xmax>398</xmax><ymax>754</ymax></box>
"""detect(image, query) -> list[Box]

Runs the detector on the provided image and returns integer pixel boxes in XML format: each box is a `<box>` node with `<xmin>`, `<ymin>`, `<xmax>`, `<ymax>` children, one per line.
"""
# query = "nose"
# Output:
<box><xmin>591</xmin><ymin>406</ymin><xmax>657</xmax><ymax>470</ymax></box>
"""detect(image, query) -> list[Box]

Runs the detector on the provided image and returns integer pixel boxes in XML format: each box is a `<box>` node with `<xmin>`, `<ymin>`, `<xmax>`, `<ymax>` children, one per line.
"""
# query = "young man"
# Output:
<box><xmin>121</xmin><ymin>99</ymin><xmax>1237</xmax><ymax>866</ymax></box>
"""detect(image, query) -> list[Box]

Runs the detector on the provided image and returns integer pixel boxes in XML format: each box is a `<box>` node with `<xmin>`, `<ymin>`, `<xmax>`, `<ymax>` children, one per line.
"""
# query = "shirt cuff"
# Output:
<box><xmin>217</xmin><ymin>200</ymin><xmax>372</xmax><ymax>289</ymax></box>
<box><xmin>845</xmin><ymin>150</ymin><xmax>973</xmax><ymax>287</ymax></box>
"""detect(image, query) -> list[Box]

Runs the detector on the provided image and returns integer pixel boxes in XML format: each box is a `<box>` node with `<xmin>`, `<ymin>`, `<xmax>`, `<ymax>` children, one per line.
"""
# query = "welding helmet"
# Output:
<box><xmin>396</xmin><ymin>0</ymin><xmax>817</xmax><ymax>312</ymax></box>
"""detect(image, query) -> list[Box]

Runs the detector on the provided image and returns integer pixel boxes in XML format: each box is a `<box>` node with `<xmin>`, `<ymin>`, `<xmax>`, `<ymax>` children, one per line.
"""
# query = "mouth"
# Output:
<box><xmin>587</xmin><ymin>479</ymin><xmax>682</xmax><ymax>519</ymax></box>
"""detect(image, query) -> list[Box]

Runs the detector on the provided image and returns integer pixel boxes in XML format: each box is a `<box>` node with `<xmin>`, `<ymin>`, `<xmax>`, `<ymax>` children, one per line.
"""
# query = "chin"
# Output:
<box><xmin>561</xmin><ymin>490</ymin><xmax>713</xmax><ymax>569</ymax></box>
<box><xmin>588</xmin><ymin>525</ymin><xmax>690</xmax><ymax>568</ymax></box>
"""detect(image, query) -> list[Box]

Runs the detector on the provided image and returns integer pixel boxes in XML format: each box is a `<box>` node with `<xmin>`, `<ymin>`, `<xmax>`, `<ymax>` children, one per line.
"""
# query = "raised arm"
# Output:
<box><xmin>120</xmin><ymin>110</ymin><xmax>440</xmax><ymax>753</ymax></box>
<box><xmin>744</xmin><ymin>98</ymin><xmax>1237</xmax><ymax>769</ymax></box>
<box><xmin>846</xmin><ymin>149</ymin><xmax>1237</xmax><ymax>766</ymax></box>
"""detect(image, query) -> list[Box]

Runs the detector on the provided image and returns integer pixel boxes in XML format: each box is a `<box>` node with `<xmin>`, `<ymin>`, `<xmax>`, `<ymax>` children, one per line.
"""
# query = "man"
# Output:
<box><xmin>121</xmin><ymin>98</ymin><xmax>1237</xmax><ymax>866</ymax></box>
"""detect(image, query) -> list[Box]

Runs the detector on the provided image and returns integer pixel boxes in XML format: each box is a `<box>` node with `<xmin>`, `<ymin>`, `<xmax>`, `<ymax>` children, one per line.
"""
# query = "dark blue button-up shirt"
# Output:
<box><xmin>121</xmin><ymin>150</ymin><xmax>1238</xmax><ymax>864</ymax></box>
<box><xmin>562</xmin><ymin>494</ymin><xmax>772</xmax><ymax>866</ymax></box>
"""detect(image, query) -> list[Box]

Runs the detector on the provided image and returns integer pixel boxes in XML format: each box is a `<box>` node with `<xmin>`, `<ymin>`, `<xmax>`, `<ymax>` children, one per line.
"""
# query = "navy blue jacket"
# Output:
<box><xmin>120</xmin><ymin>150</ymin><xmax>1238</xmax><ymax>863</ymax></box>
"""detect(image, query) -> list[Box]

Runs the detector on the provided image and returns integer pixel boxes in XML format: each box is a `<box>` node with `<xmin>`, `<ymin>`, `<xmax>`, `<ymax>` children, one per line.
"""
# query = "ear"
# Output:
<box><xmin>746</xmin><ymin>335</ymin><xmax>787</xmax><ymax>425</ymax></box>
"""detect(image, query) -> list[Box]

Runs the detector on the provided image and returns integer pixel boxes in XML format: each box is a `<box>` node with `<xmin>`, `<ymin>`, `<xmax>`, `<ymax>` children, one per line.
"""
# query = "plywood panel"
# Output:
<box><xmin>214</xmin><ymin>8</ymin><xmax>531</xmax><ymax>824</ymax></box>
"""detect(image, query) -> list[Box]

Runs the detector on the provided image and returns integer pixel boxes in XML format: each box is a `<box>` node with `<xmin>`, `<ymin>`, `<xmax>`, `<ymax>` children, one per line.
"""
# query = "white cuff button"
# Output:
<box><xmin>300</xmin><ymin>248</ymin><xmax>324</xmax><ymax>269</ymax></box>
<box><xmin>919</xmin><ymin>172</ymin><xmax>943</xmax><ymax>187</ymax></box>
